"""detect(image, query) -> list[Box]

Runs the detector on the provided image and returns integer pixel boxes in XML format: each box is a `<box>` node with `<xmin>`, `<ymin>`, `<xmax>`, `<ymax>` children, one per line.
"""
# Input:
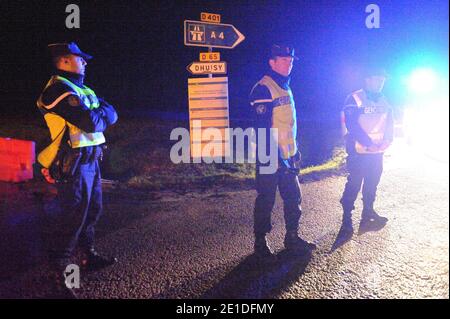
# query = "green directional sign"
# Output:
<box><xmin>184</xmin><ymin>20</ymin><xmax>245</xmax><ymax>49</ymax></box>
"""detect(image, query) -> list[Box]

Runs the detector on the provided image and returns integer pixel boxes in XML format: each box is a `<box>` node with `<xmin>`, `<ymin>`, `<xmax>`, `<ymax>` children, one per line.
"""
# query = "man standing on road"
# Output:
<box><xmin>37</xmin><ymin>42</ymin><xmax>118</xmax><ymax>298</ymax></box>
<box><xmin>339</xmin><ymin>66</ymin><xmax>394</xmax><ymax>237</ymax></box>
<box><xmin>249</xmin><ymin>44</ymin><xmax>316</xmax><ymax>259</ymax></box>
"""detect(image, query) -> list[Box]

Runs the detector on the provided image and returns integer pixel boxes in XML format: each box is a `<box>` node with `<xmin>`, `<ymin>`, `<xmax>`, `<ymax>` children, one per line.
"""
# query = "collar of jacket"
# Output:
<box><xmin>363</xmin><ymin>89</ymin><xmax>383</xmax><ymax>102</ymax></box>
<box><xmin>267</xmin><ymin>69</ymin><xmax>291</xmax><ymax>90</ymax></box>
<box><xmin>54</xmin><ymin>69</ymin><xmax>85</xmax><ymax>87</ymax></box>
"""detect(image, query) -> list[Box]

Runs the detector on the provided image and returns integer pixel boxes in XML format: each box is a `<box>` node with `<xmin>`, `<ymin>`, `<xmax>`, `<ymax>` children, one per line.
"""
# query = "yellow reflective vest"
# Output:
<box><xmin>36</xmin><ymin>75</ymin><xmax>105</xmax><ymax>168</ymax></box>
<box><xmin>351</xmin><ymin>89</ymin><xmax>390</xmax><ymax>154</ymax></box>
<box><xmin>258</xmin><ymin>75</ymin><xmax>298</xmax><ymax>159</ymax></box>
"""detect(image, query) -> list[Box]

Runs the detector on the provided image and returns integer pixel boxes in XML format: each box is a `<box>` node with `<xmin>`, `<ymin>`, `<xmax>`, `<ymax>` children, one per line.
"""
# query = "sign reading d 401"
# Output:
<box><xmin>201</xmin><ymin>12</ymin><xmax>221</xmax><ymax>23</ymax></box>
<box><xmin>199</xmin><ymin>52</ymin><xmax>220</xmax><ymax>62</ymax></box>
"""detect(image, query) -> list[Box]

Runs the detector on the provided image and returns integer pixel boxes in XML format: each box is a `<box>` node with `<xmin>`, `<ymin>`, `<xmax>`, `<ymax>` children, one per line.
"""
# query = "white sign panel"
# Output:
<box><xmin>188</xmin><ymin>77</ymin><xmax>230</xmax><ymax>158</ymax></box>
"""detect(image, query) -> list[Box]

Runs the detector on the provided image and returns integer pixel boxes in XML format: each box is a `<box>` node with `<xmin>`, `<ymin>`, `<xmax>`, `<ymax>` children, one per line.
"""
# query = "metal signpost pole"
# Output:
<box><xmin>208</xmin><ymin>47</ymin><xmax>213</xmax><ymax>78</ymax></box>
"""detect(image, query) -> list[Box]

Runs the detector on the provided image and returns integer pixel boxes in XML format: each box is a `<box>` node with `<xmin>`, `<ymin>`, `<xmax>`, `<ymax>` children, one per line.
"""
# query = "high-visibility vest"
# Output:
<box><xmin>351</xmin><ymin>89</ymin><xmax>390</xmax><ymax>154</ymax></box>
<box><xmin>258</xmin><ymin>75</ymin><xmax>297</xmax><ymax>159</ymax></box>
<box><xmin>36</xmin><ymin>75</ymin><xmax>105</xmax><ymax>168</ymax></box>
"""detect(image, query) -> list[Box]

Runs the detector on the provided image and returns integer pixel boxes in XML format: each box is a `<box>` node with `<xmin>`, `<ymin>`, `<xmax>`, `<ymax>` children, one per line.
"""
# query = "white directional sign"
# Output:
<box><xmin>187</xmin><ymin>61</ymin><xmax>227</xmax><ymax>75</ymax></box>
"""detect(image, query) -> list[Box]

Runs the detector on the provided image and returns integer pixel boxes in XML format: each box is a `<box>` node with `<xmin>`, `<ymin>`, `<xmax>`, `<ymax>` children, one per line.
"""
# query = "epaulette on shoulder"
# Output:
<box><xmin>41</xmin><ymin>81</ymin><xmax>77</xmax><ymax>106</ymax></box>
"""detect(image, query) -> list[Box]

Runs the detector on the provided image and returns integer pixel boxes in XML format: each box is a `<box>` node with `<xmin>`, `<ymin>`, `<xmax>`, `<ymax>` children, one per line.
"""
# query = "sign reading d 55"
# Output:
<box><xmin>199</xmin><ymin>52</ymin><xmax>220</xmax><ymax>62</ymax></box>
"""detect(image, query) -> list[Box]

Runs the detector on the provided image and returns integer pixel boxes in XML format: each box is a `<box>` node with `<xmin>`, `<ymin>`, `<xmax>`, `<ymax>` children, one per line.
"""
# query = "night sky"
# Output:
<box><xmin>1</xmin><ymin>0</ymin><xmax>448</xmax><ymax>123</ymax></box>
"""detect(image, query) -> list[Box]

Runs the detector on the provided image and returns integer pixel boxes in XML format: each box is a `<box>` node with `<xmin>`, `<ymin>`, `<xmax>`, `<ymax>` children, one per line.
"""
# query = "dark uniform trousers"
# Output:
<box><xmin>254</xmin><ymin>165</ymin><xmax>302</xmax><ymax>236</ymax></box>
<box><xmin>50</xmin><ymin>159</ymin><xmax>102</xmax><ymax>266</ymax></box>
<box><xmin>340</xmin><ymin>152</ymin><xmax>384</xmax><ymax>211</ymax></box>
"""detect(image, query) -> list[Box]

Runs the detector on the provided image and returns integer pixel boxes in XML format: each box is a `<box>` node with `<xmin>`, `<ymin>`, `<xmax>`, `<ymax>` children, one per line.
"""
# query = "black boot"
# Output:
<box><xmin>254</xmin><ymin>234</ymin><xmax>274</xmax><ymax>259</ymax></box>
<box><xmin>82</xmin><ymin>249</ymin><xmax>118</xmax><ymax>271</ymax></box>
<box><xmin>360</xmin><ymin>205</ymin><xmax>388</xmax><ymax>233</ymax></box>
<box><xmin>361</xmin><ymin>206</ymin><xmax>388</xmax><ymax>224</ymax></box>
<box><xmin>284</xmin><ymin>231</ymin><xmax>316</xmax><ymax>254</ymax></box>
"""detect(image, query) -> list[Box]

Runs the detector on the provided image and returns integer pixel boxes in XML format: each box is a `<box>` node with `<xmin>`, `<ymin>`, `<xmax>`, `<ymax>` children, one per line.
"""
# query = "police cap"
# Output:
<box><xmin>270</xmin><ymin>44</ymin><xmax>299</xmax><ymax>60</ymax></box>
<box><xmin>47</xmin><ymin>42</ymin><xmax>93</xmax><ymax>60</ymax></box>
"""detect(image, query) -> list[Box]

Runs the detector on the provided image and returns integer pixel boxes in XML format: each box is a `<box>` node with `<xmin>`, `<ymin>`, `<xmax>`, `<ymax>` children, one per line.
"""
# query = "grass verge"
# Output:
<box><xmin>0</xmin><ymin>116</ymin><xmax>345</xmax><ymax>192</ymax></box>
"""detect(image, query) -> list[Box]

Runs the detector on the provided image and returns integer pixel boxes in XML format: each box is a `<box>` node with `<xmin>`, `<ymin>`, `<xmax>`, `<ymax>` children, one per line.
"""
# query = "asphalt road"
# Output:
<box><xmin>0</xmin><ymin>140</ymin><xmax>448</xmax><ymax>299</ymax></box>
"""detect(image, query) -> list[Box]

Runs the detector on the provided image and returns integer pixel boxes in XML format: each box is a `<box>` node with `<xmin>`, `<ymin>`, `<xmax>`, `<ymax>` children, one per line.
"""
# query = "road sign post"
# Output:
<box><xmin>184</xmin><ymin>14</ymin><xmax>244</xmax><ymax>160</ymax></box>
<box><xmin>208</xmin><ymin>46</ymin><xmax>213</xmax><ymax>78</ymax></box>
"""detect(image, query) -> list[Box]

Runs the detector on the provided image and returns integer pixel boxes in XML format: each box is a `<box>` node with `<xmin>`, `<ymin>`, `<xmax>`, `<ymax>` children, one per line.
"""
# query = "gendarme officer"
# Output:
<box><xmin>249</xmin><ymin>44</ymin><xmax>316</xmax><ymax>259</ymax></box>
<box><xmin>339</xmin><ymin>66</ymin><xmax>394</xmax><ymax>236</ymax></box>
<box><xmin>37</xmin><ymin>42</ymin><xmax>118</xmax><ymax>298</ymax></box>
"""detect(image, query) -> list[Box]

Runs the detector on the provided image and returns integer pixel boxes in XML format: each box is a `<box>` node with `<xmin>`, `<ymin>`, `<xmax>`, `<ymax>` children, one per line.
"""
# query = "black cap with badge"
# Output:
<box><xmin>270</xmin><ymin>44</ymin><xmax>299</xmax><ymax>60</ymax></box>
<box><xmin>47</xmin><ymin>42</ymin><xmax>93</xmax><ymax>60</ymax></box>
<box><xmin>363</xmin><ymin>64</ymin><xmax>389</xmax><ymax>79</ymax></box>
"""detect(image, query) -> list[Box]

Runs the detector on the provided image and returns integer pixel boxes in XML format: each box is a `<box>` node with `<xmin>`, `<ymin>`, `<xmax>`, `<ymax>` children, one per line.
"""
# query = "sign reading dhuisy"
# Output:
<box><xmin>184</xmin><ymin>20</ymin><xmax>245</xmax><ymax>49</ymax></box>
<box><xmin>187</xmin><ymin>61</ymin><xmax>227</xmax><ymax>75</ymax></box>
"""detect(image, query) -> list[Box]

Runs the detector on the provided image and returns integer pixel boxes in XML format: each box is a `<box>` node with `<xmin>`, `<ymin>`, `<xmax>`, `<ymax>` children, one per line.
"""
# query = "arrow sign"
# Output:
<box><xmin>184</xmin><ymin>20</ymin><xmax>245</xmax><ymax>49</ymax></box>
<box><xmin>187</xmin><ymin>61</ymin><xmax>227</xmax><ymax>75</ymax></box>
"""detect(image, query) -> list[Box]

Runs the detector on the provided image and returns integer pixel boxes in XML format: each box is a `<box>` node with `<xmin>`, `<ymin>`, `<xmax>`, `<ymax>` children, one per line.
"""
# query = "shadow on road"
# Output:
<box><xmin>330</xmin><ymin>218</ymin><xmax>388</xmax><ymax>252</ymax></box>
<box><xmin>357</xmin><ymin>218</ymin><xmax>387</xmax><ymax>236</ymax></box>
<box><xmin>330</xmin><ymin>224</ymin><xmax>354</xmax><ymax>252</ymax></box>
<box><xmin>0</xmin><ymin>181</ymin><xmax>161</xmax><ymax>285</ymax></box>
<box><xmin>201</xmin><ymin>249</ymin><xmax>313</xmax><ymax>299</ymax></box>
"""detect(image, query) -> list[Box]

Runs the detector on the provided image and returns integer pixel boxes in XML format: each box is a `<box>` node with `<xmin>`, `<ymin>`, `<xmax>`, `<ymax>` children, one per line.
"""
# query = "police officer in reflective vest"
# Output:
<box><xmin>249</xmin><ymin>44</ymin><xmax>316</xmax><ymax>259</ymax></box>
<box><xmin>37</xmin><ymin>42</ymin><xmax>118</xmax><ymax>297</ymax></box>
<box><xmin>340</xmin><ymin>67</ymin><xmax>394</xmax><ymax>235</ymax></box>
